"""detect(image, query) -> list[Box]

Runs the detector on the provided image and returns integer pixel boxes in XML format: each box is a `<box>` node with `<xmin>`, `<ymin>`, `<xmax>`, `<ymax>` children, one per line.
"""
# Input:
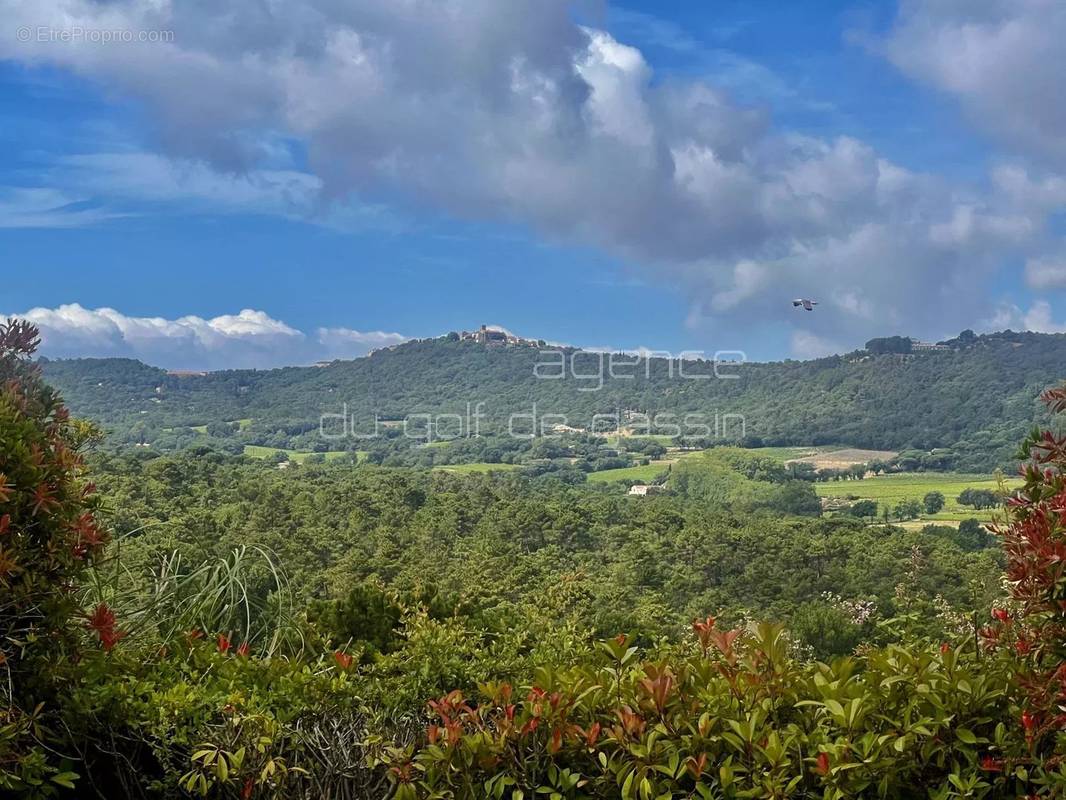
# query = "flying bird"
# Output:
<box><xmin>792</xmin><ymin>299</ymin><xmax>818</xmax><ymax>311</ymax></box>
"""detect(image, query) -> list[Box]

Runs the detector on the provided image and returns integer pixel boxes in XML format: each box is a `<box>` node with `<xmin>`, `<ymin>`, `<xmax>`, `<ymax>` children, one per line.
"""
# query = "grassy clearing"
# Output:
<box><xmin>587</xmin><ymin>445</ymin><xmax>845</xmax><ymax>484</ymax></box>
<box><xmin>170</xmin><ymin>420</ymin><xmax>251</xmax><ymax>434</ymax></box>
<box><xmin>432</xmin><ymin>462</ymin><xmax>521</xmax><ymax>474</ymax></box>
<box><xmin>790</xmin><ymin>448</ymin><xmax>900</xmax><ymax>470</ymax></box>
<box><xmin>746</xmin><ymin>445</ymin><xmax>842</xmax><ymax>461</ymax></box>
<box><xmin>743</xmin><ymin>446</ymin><xmax>900</xmax><ymax>467</ymax></box>
<box><xmin>586</xmin><ymin>460</ymin><xmax>674</xmax><ymax>483</ymax></box>
<box><xmin>594</xmin><ymin>433</ymin><xmax>678</xmax><ymax>447</ymax></box>
<box><xmin>242</xmin><ymin>445</ymin><xmax>354</xmax><ymax>464</ymax></box>
<box><xmin>815</xmin><ymin>472</ymin><xmax>1021</xmax><ymax>524</ymax></box>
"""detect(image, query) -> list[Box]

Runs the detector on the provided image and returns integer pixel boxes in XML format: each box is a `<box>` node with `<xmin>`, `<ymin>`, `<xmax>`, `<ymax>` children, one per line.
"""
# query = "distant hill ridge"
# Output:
<box><xmin>39</xmin><ymin>328</ymin><xmax>1066</xmax><ymax>470</ymax></box>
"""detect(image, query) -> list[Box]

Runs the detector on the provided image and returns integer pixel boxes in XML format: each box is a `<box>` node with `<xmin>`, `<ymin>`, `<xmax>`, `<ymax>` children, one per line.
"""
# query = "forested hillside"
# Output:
<box><xmin>90</xmin><ymin>447</ymin><xmax>1003</xmax><ymax>660</ymax></box>
<box><xmin>42</xmin><ymin>329</ymin><xmax>1066</xmax><ymax>469</ymax></box>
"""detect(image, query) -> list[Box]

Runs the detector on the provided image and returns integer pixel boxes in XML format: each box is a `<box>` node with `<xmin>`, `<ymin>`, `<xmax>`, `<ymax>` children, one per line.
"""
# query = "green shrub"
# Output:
<box><xmin>0</xmin><ymin>319</ymin><xmax>107</xmax><ymax>795</ymax></box>
<box><xmin>401</xmin><ymin>626</ymin><xmax>1033</xmax><ymax>799</ymax></box>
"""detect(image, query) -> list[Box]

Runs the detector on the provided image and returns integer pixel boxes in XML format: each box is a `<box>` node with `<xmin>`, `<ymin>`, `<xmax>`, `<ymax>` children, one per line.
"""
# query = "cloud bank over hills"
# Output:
<box><xmin>9</xmin><ymin>304</ymin><xmax>408</xmax><ymax>370</ymax></box>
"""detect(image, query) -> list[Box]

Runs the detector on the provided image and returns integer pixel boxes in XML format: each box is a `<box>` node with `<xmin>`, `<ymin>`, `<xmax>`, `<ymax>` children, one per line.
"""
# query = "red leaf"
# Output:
<box><xmin>815</xmin><ymin>752</ymin><xmax>830</xmax><ymax>776</ymax></box>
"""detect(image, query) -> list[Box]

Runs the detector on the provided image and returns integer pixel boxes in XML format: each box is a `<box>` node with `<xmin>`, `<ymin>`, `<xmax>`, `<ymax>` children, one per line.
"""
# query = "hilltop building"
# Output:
<box><xmin>865</xmin><ymin>335</ymin><xmax>953</xmax><ymax>355</ymax></box>
<box><xmin>910</xmin><ymin>339</ymin><xmax>951</xmax><ymax>352</ymax></box>
<box><xmin>460</xmin><ymin>324</ymin><xmax>538</xmax><ymax>347</ymax></box>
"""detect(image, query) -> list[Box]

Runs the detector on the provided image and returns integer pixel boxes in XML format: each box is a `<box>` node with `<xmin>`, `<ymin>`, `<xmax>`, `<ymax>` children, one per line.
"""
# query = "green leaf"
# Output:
<box><xmin>955</xmin><ymin>728</ymin><xmax>978</xmax><ymax>744</ymax></box>
<box><xmin>50</xmin><ymin>772</ymin><xmax>79</xmax><ymax>789</ymax></box>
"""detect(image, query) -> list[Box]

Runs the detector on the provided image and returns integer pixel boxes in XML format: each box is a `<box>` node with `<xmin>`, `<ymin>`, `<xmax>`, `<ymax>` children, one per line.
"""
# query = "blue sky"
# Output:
<box><xmin>2</xmin><ymin>0</ymin><xmax>1065</xmax><ymax>367</ymax></box>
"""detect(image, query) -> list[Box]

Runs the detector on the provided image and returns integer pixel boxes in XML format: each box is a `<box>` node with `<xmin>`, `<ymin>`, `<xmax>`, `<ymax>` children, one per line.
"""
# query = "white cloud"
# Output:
<box><xmin>990</xmin><ymin>165</ymin><xmax>1066</xmax><ymax>215</ymax></box>
<box><xmin>606</xmin><ymin>9</ymin><xmax>701</xmax><ymax>55</ymax></box>
<box><xmin>316</xmin><ymin>326</ymin><xmax>410</xmax><ymax>358</ymax></box>
<box><xmin>9</xmin><ymin>304</ymin><xmax>409</xmax><ymax>370</ymax></box>
<box><xmin>984</xmin><ymin>300</ymin><xmax>1066</xmax><ymax>334</ymax></box>
<box><xmin>709</xmin><ymin>260</ymin><xmax>769</xmax><ymax>312</ymax></box>
<box><xmin>0</xmin><ymin>153</ymin><xmax>400</xmax><ymax>231</ymax></box>
<box><xmin>1025</xmin><ymin>255</ymin><xmax>1066</xmax><ymax>290</ymax></box>
<box><xmin>878</xmin><ymin>0</ymin><xmax>1066</xmax><ymax>331</ymax></box>
<box><xmin>0</xmin><ymin>187</ymin><xmax>129</xmax><ymax>228</ymax></box>
<box><xmin>882</xmin><ymin>0</ymin><xmax>1066</xmax><ymax>169</ymax></box>
<box><xmin>1023</xmin><ymin>301</ymin><xmax>1066</xmax><ymax>333</ymax></box>
<box><xmin>790</xmin><ymin>330</ymin><xmax>848</xmax><ymax>359</ymax></box>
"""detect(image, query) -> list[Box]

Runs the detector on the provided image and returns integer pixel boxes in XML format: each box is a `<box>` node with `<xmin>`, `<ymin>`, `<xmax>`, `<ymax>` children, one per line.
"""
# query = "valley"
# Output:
<box><xmin>6</xmin><ymin>322</ymin><xmax>1063</xmax><ymax>798</ymax></box>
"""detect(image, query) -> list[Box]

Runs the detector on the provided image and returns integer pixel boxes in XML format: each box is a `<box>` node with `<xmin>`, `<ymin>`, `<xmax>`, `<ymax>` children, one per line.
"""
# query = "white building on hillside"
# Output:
<box><xmin>628</xmin><ymin>484</ymin><xmax>665</xmax><ymax>496</ymax></box>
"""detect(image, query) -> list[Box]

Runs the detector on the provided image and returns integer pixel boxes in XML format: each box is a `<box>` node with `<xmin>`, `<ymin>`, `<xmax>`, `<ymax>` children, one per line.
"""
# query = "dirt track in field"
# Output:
<box><xmin>785</xmin><ymin>448</ymin><xmax>898</xmax><ymax>469</ymax></box>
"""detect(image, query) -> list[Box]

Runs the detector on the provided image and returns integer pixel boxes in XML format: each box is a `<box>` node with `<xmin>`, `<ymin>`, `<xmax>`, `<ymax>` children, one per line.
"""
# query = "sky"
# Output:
<box><xmin>2</xmin><ymin>0</ymin><xmax>1066</xmax><ymax>368</ymax></box>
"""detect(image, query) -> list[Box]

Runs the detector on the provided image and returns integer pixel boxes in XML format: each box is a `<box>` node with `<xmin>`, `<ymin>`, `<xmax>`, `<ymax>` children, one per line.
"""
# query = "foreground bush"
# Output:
<box><xmin>0</xmin><ymin>319</ymin><xmax>107</xmax><ymax>795</ymax></box>
<box><xmin>54</xmin><ymin>617</ymin><xmax>1061</xmax><ymax>799</ymax></box>
<box><xmin>404</xmin><ymin>627</ymin><xmax>1030</xmax><ymax>799</ymax></box>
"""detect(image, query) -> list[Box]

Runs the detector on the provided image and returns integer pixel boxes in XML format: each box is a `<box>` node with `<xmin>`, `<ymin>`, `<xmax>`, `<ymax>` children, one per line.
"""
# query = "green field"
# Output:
<box><xmin>242</xmin><ymin>445</ymin><xmax>355</xmax><ymax>464</ymax></box>
<box><xmin>586</xmin><ymin>460</ymin><xmax>674</xmax><ymax>483</ymax></box>
<box><xmin>815</xmin><ymin>472</ymin><xmax>1020</xmax><ymax>523</ymax></box>
<box><xmin>171</xmin><ymin>420</ymin><xmax>251</xmax><ymax>434</ymax></box>
<box><xmin>588</xmin><ymin>433</ymin><xmax>680</xmax><ymax>448</ymax></box>
<box><xmin>585</xmin><ymin>445</ymin><xmax>846</xmax><ymax>484</ymax></box>
<box><xmin>432</xmin><ymin>462</ymin><xmax>521</xmax><ymax>474</ymax></box>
